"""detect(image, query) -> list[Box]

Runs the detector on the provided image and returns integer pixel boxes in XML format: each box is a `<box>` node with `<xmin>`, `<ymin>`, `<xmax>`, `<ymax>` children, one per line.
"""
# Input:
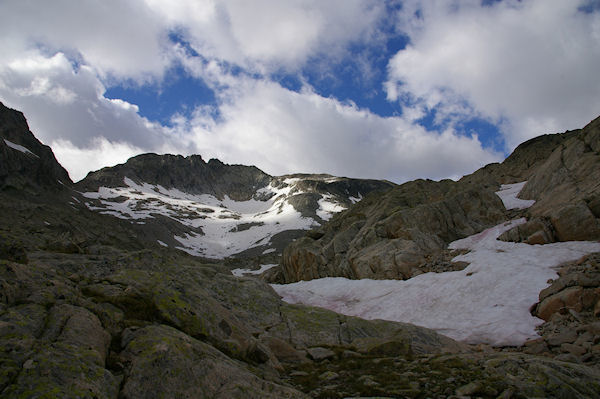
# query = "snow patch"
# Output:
<box><xmin>231</xmin><ymin>263</ymin><xmax>278</xmax><ymax>277</ymax></box>
<box><xmin>3</xmin><ymin>139</ymin><xmax>39</xmax><ymax>157</ymax></box>
<box><xmin>262</xmin><ymin>248</ymin><xmax>276</xmax><ymax>254</ymax></box>
<box><xmin>316</xmin><ymin>194</ymin><xmax>346</xmax><ymax>221</ymax></box>
<box><xmin>157</xmin><ymin>240</ymin><xmax>168</xmax><ymax>247</ymax></box>
<box><xmin>349</xmin><ymin>193</ymin><xmax>363</xmax><ymax>204</ymax></box>
<box><xmin>495</xmin><ymin>182</ymin><xmax>535</xmax><ymax>210</ymax></box>
<box><xmin>271</xmin><ymin>218</ymin><xmax>600</xmax><ymax>346</ymax></box>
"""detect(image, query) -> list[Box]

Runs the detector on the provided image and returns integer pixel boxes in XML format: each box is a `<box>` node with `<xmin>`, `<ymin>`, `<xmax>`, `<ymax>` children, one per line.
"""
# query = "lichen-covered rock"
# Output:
<box><xmin>118</xmin><ymin>325</ymin><xmax>306</xmax><ymax>399</ymax></box>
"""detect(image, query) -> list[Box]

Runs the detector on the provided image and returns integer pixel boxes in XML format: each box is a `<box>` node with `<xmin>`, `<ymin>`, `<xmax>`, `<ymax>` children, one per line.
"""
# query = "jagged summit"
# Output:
<box><xmin>78</xmin><ymin>152</ymin><xmax>272</xmax><ymax>201</ymax></box>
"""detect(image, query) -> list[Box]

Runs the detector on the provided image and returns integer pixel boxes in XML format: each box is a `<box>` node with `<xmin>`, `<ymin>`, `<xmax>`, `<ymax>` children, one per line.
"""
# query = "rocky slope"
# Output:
<box><xmin>76</xmin><ymin>155</ymin><xmax>394</xmax><ymax>259</ymax></box>
<box><xmin>0</xmin><ymin>102</ymin><xmax>71</xmax><ymax>193</ymax></box>
<box><xmin>281</xmin><ymin>116</ymin><xmax>600</xmax><ymax>283</ymax></box>
<box><xmin>2</xmin><ymin>101</ymin><xmax>600</xmax><ymax>398</ymax></box>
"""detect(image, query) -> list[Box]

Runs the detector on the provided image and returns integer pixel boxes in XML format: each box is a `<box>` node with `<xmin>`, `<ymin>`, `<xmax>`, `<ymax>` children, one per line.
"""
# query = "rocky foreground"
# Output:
<box><xmin>1</xmin><ymin>101</ymin><xmax>600</xmax><ymax>398</ymax></box>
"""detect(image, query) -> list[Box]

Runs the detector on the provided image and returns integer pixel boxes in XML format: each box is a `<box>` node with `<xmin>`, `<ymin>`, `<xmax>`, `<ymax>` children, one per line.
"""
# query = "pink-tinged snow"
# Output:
<box><xmin>495</xmin><ymin>181</ymin><xmax>535</xmax><ymax>210</ymax></box>
<box><xmin>231</xmin><ymin>263</ymin><xmax>278</xmax><ymax>277</ymax></box>
<box><xmin>3</xmin><ymin>139</ymin><xmax>39</xmax><ymax>157</ymax></box>
<box><xmin>82</xmin><ymin>177</ymin><xmax>324</xmax><ymax>258</ymax></box>
<box><xmin>272</xmin><ymin>219</ymin><xmax>600</xmax><ymax>346</ymax></box>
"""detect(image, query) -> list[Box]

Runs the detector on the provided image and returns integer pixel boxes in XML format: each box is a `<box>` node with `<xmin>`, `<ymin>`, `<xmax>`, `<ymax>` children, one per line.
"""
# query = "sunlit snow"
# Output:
<box><xmin>3</xmin><ymin>139</ymin><xmax>38</xmax><ymax>157</ymax></box>
<box><xmin>82</xmin><ymin>177</ymin><xmax>323</xmax><ymax>258</ymax></box>
<box><xmin>272</xmin><ymin>218</ymin><xmax>600</xmax><ymax>346</ymax></box>
<box><xmin>495</xmin><ymin>181</ymin><xmax>535</xmax><ymax>210</ymax></box>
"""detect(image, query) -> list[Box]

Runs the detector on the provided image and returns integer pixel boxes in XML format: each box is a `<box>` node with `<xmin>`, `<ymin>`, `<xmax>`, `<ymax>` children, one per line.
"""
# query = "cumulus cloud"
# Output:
<box><xmin>0</xmin><ymin>51</ymin><xmax>167</xmax><ymax>149</ymax></box>
<box><xmin>145</xmin><ymin>0</ymin><xmax>384</xmax><ymax>73</ymax></box>
<box><xmin>51</xmin><ymin>138</ymin><xmax>144</xmax><ymax>182</ymax></box>
<box><xmin>183</xmin><ymin>77</ymin><xmax>501</xmax><ymax>182</ymax></box>
<box><xmin>386</xmin><ymin>0</ymin><xmax>600</xmax><ymax>148</ymax></box>
<box><xmin>0</xmin><ymin>0</ymin><xmax>172</xmax><ymax>81</ymax></box>
<box><xmin>0</xmin><ymin>0</ymin><xmax>502</xmax><ymax>183</ymax></box>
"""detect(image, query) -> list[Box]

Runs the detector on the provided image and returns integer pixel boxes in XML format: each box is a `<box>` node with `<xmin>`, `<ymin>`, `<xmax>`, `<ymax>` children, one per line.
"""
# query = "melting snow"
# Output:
<box><xmin>231</xmin><ymin>263</ymin><xmax>278</xmax><ymax>277</ymax></box>
<box><xmin>316</xmin><ymin>194</ymin><xmax>346</xmax><ymax>221</ymax></box>
<box><xmin>495</xmin><ymin>181</ymin><xmax>535</xmax><ymax>210</ymax></box>
<box><xmin>82</xmin><ymin>177</ymin><xmax>320</xmax><ymax>258</ymax></box>
<box><xmin>271</xmin><ymin>218</ymin><xmax>600</xmax><ymax>346</ymax></box>
<box><xmin>3</xmin><ymin>139</ymin><xmax>38</xmax><ymax>157</ymax></box>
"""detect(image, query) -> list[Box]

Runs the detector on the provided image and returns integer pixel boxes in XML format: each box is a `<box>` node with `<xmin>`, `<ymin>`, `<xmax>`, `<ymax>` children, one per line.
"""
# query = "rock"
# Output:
<box><xmin>551</xmin><ymin>202</ymin><xmax>600</xmax><ymax>241</ymax></box>
<box><xmin>536</xmin><ymin>286</ymin><xmax>584</xmax><ymax>321</ymax></box>
<box><xmin>119</xmin><ymin>325</ymin><xmax>305</xmax><ymax>399</ymax></box>
<box><xmin>523</xmin><ymin>338</ymin><xmax>549</xmax><ymax>355</ymax></box>
<box><xmin>455</xmin><ymin>381</ymin><xmax>483</xmax><ymax>396</ymax></box>
<box><xmin>318</xmin><ymin>371</ymin><xmax>339</xmax><ymax>381</ymax></box>
<box><xmin>546</xmin><ymin>330</ymin><xmax>578</xmax><ymax>346</ymax></box>
<box><xmin>307</xmin><ymin>347</ymin><xmax>335</xmax><ymax>361</ymax></box>
<box><xmin>261</xmin><ymin>336</ymin><xmax>309</xmax><ymax>364</ymax></box>
<box><xmin>561</xmin><ymin>343</ymin><xmax>587</xmax><ymax>356</ymax></box>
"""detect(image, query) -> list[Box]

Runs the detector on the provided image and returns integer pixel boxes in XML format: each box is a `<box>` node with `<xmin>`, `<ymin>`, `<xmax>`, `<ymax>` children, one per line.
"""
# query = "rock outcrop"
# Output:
<box><xmin>282</xmin><ymin>178</ymin><xmax>507</xmax><ymax>282</ymax></box>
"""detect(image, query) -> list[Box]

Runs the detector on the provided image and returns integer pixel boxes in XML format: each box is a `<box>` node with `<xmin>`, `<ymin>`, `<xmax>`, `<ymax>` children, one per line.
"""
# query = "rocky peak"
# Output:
<box><xmin>77</xmin><ymin>152</ymin><xmax>272</xmax><ymax>201</ymax></box>
<box><xmin>0</xmin><ymin>101</ymin><xmax>72</xmax><ymax>192</ymax></box>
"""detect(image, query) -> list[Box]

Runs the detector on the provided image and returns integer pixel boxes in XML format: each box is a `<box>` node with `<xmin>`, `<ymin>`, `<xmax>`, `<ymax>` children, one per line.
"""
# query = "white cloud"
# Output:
<box><xmin>0</xmin><ymin>0</ymin><xmax>501</xmax><ymax>184</ymax></box>
<box><xmin>145</xmin><ymin>0</ymin><xmax>384</xmax><ymax>73</ymax></box>
<box><xmin>386</xmin><ymin>0</ymin><xmax>600</xmax><ymax>148</ymax></box>
<box><xmin>184</xmin><ymin>78</ymin><xmax>501</xmax><ymax>183</ymax></box>
<box><xmin>51</xmin><ymin>138</ymin><xmax>144</xmax><ymax>182</ymax></box>
<box><xmin>0</xmin><ymin>51</ymin><xmax>170</xmax><ymax>180</ymax></box>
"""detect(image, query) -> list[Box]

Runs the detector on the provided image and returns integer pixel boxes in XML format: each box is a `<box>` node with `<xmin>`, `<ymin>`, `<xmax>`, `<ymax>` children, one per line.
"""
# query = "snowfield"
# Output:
<box><xmin>82</xmin><ymin>176</ymin><xmax>350</xmax><ymax>258</ymax></box>
<box><xmin>271</xmin><ymin>182</ymin><xmax>600</xmax><ymax>346</ymax></box>
<box><xmin>272</xmin><ymin>218</ymin><xmax>600</xmax><ymax>346</ymax></box>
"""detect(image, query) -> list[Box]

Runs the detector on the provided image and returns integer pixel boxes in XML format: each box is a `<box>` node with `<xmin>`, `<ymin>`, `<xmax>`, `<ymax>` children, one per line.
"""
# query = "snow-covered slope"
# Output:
<box><xmin>271</xmin><ymin>182</ymin><xmax>600</xmax><ymax>346</ymax></box>
<box><xmin>80</xmin><ymin>172</ymin><xmax>393</xmax><ymax>258</ymax></box>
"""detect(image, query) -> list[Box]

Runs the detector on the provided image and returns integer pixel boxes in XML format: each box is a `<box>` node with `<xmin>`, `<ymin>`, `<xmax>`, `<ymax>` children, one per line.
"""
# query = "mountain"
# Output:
<box><xmin>2</xmin><ymin>101</ymin><xmax>600</xmax><ymax>398</ymax></box>
<box><xmin>282</xmin><ymin>116</ymin><xmax>600</xmax><ymax>283</ymax></box>
<box><xmin>76</xmin><ymin>155</ymin><xmax>394</xmax><ymax>259</ymax></box>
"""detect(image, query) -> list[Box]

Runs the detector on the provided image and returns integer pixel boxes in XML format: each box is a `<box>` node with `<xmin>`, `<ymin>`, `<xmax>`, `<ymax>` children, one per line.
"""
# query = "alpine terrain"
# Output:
<box><xmin>2</xmin><ymin>100</ymin><xmax>600</xmax><ymax>398</ymax></box>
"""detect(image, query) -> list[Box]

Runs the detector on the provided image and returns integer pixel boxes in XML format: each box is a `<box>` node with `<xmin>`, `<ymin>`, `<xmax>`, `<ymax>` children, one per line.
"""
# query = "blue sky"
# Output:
<box><xmin>1</xmin><ymin>1</ymin><xmax>599</xmax><ymax>182</ymax></box>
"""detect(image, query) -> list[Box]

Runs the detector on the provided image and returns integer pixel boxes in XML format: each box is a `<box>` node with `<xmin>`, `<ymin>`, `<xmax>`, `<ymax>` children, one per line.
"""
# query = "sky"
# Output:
<box><xmin>0</xmin><ymin>0</ymin><xmax>599</xmax><ymax>183</ymax></box>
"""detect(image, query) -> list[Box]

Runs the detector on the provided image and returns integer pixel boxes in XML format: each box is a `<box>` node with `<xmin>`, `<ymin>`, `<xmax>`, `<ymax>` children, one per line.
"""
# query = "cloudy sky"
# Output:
<box><xmin>1</xmin><ymin>0</ymin><xmax>599</xmax><ymax>182</ymax></box>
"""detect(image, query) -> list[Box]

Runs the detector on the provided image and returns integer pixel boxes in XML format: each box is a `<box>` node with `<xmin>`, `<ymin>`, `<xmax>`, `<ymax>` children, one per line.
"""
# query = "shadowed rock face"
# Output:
<box><xmin>0</xmin><ymin>102</ymin><xmax>71</xmax><ymax>192</ymax></box>
<box><xmin>77</xmin><ymin>153</ymin><xmax>273</xmax><ymax>201</ymax></box>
